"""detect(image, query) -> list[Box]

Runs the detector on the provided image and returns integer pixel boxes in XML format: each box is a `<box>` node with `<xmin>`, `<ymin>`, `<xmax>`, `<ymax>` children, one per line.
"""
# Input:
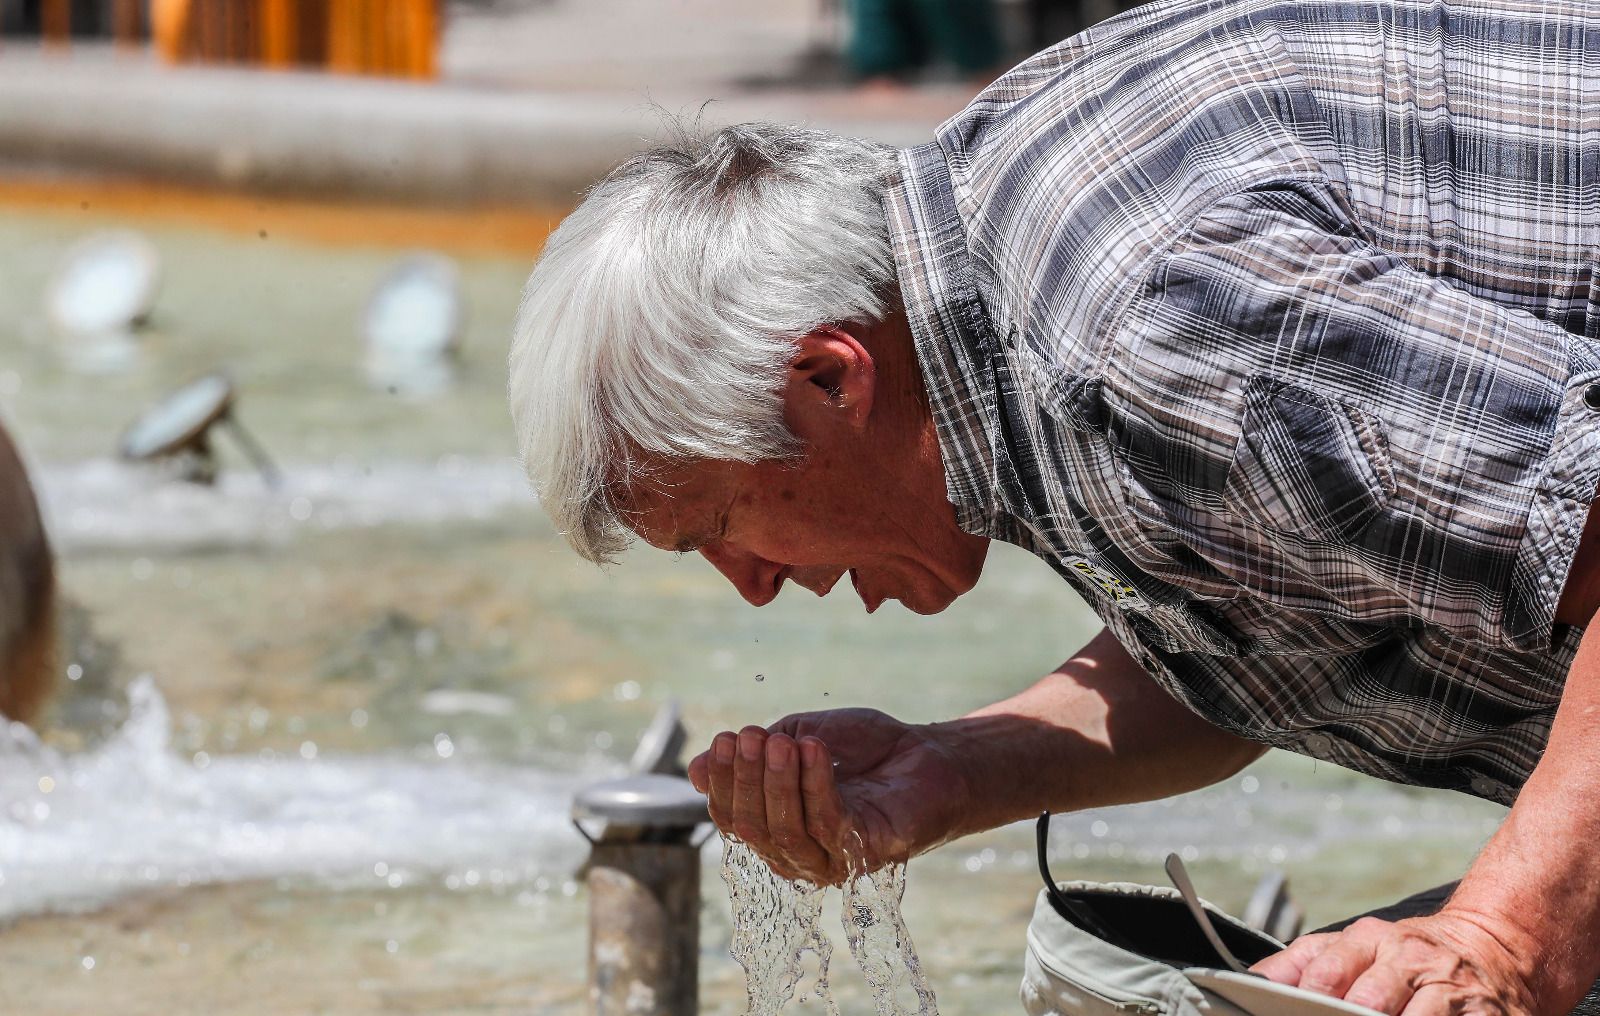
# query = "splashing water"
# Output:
<box><xmin>721</xmin><ymin>839</ymin><xmax>840</xmax><ymax>1016</ymax></box>
<box><xmin>841</xmin><ymin>853</ymin><xmax>938</xmax><ymax>1016</ymax></box>
<box><xmin>720</xmin><ymin>838</ymin><xmax>938</xmax><ymax>1015</ymax></box>
<box><xmin>0</xmin><ymin>676</ymin><xmax>593</xmax><ymax>921</ymax></box>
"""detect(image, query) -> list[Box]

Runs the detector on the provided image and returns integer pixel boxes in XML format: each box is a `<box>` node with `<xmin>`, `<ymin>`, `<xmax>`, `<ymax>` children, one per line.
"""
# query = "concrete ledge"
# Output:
<box><xmin>0</xmin><ymin>48</ymin><xmax>949</xmax><ymax>205</ymax></box>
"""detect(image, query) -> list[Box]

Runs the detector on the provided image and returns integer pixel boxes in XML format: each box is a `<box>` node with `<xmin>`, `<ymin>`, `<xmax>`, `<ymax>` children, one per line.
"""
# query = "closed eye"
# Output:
<box><xmin>671</xmin><ymin>500</ymin><xmax>732</xmax><ymax>557</ymax></box>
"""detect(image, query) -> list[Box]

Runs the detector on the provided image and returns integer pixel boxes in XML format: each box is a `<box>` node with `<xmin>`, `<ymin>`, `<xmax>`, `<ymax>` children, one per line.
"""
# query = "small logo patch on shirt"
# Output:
<box><xmin>1061</xmin><ymin>556</ymin><xmax>1149</xmax><ymax>612</ymax></box>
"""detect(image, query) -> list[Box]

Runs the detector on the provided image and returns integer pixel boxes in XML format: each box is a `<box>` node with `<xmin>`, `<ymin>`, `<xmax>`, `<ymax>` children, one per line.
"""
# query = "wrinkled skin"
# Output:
<box><xmin>1253</xmin><ymin>912</ymin><xmax>1538</xmax><ymax>1016</ymax></box>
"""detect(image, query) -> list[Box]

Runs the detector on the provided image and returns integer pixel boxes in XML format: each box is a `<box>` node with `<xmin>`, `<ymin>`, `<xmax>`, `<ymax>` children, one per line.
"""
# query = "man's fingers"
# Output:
<box><xmin>730</xmin><ymin>725</ymin><xmax>770</xmax><ymax>845</ymax></box>
<box><xmin>706</xmin><ymin>731</ymin><xmax>738</xmax><ymax>833</ymax></box>
<box><xmin>764</xmin><ymin>734</ymin><xmax>831</xmax><ymax>881</ymax></box>
<box><xmin>1342</xmin><ymin>961</ymin><xmax>1415</xmax><ymax>1016</ymax></box>
<box><xmin>1252</xmin><ymin>932</ymin><xmax>1335</xmax><ymax>985</ymax></box>
<box><xmin>798</xmin><ymin>736</ymin><xmax>850</xmax><ymax>858</ymax></box>
<box><xmin>687</xmin><ymin>750</ymin><xmax>710</xmax><ymax>794</ymax></box>
<box><xmin>1297</xmin><ymin>919</ymin><xmax>1385</xmax><ymax>1000</ymax></box>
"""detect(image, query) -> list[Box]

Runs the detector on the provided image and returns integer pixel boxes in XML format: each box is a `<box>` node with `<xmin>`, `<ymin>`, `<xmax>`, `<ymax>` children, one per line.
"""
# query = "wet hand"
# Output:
<box><xmin>686</xmin><ymin>708</ymin><xmax>968</xmax><ymax>885</ymax></box>
<box><xmin>1251</xmin><ymin>911</ymin><xmax>1539</xmax><ymax>1016</ymax></box>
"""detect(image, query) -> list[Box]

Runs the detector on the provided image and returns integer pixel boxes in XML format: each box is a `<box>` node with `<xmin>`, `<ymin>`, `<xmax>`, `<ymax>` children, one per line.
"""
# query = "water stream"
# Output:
<box><xmin>840</xmin><ymin>851</ymin><xmax>938</xmax><ymax>1016</ymax></box>
<box><xmin>722</xmin><ymin>839</ymin><xmax>840</xmax><ymax>1016</ymax></box>
<box><xmin>721</xmin><ymin>837</ymin><xmax>938</xmax><ymax>1016</ymax></box>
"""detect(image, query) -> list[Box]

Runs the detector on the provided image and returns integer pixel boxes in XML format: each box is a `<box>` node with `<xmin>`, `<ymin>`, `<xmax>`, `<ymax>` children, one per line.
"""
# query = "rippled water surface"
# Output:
<box><xmin>0</xmin><ymin>203</ymin><xmax>1506</xmax><ymax>1014</ymax></box>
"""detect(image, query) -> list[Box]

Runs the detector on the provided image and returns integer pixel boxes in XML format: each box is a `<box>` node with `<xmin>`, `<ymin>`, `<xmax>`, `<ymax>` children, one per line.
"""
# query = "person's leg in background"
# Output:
<box><xmin>846</xmin><ymin>0</ymin><xmax>928</xmax><ymax>84</ymax></box>
<box><xmin>917</xmin><ymin>0</ymin><xmax>1003</xmax><ymax>84</ymax></box>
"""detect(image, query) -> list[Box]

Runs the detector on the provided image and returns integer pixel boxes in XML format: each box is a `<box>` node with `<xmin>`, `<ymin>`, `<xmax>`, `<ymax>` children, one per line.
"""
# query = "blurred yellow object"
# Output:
<box><xmin>260</xmin><ymin>0</ymin><xmax>297</xmax><ymax>67</ymax></box>
<box><xmin>152</xmin><ymin>0</ymin><xmax>195</xmax><ymax>60</ymax></box>
<box><xmin>150</xmin><ymin>0</ymin><xmax>438</xmax><ymax>78</ymax></box>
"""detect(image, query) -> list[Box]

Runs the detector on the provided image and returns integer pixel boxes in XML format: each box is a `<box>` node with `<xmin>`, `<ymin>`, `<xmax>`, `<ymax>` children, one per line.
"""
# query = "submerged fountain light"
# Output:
<box><xmin>48</xmin><ymin>230</ymin><xmax>161</xmax><ymax>335</ymax></box>
<box><xmin>47</xmin><ymin>231</ymin><xmax>161</xmax><ymax>371</ymax></box>
<box><xmin>119</xmin><ymin>373</ymin><xmax>281</xmax><ymax>487</ymax></box>
<box><xmin>362</xmin><ymin>253</ymin><xmax>462</xmax><ymax>395</ymax></box>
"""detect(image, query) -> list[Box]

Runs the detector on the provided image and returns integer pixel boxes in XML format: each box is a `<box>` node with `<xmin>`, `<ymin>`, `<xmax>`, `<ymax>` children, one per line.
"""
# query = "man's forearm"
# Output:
<box><xmin>928</xmin><ymin>628</ymin><xmax>1267</xmax><ymax>839</ymax></box>
<box><xmin>1445</xmin><ymin>621</ymin><xmax>1600</xmax><ymax>1014</ymax></box>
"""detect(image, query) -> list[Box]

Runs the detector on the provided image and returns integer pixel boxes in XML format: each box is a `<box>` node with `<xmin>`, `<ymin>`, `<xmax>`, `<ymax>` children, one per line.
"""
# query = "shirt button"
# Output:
<box><xmin>1584</xmin><ymin>384</ymin><xmax>1600</xmax><ymax>411</ymax></box>
<box><xmin>1303</xmin><ymin>733</ymin><xmax>1333</xmax><ymax>757</ymax></box>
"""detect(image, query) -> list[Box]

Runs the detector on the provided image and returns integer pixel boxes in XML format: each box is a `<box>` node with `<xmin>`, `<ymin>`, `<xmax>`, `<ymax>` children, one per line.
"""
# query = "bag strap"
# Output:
<box><xmin>1035</xmin><ymin>812</ymin><xmax>1144</xmax><ymax>953</ymax></box>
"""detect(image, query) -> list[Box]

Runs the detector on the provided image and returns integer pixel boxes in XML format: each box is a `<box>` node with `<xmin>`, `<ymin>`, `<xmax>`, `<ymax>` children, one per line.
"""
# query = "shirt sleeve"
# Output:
<box><xmin>1100</xmin><ymin>175</ymin><xmax>1600</xmax><ymax>651</ymax></box>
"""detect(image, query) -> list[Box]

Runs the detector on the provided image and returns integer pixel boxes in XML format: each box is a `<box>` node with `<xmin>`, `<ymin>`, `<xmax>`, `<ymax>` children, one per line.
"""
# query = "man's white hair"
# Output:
<box><xmin>508</xmin><ymin>122</ymin><xmax>900</xmax><ymax>562</ymax></box>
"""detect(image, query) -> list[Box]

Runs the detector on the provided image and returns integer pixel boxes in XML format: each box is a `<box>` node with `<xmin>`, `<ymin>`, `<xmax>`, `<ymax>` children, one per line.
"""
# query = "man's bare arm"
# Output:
<box><xmin>1248</xmin><ymin>507</ymin><xmax>1600</xmax><ymax>1015</ymax></box>
<box><xmin>934</xmin><ymin>627</ymin><xmax>1267</xmax><ymax>839</ymax></box>
<box><xmin>1255</xmin><ymin>613</ymin><xmax>1600</xmax><ymax>1015</ymax></box>
<box><xmin>688</xmin><ymin>627</ymin><xmax>1266</xmax><ymax>883</ymax></box>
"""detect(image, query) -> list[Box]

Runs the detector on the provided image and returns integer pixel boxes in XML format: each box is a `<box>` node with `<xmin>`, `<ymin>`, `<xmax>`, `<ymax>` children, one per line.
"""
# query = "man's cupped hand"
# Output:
<box><xmin>1252</xmin><ymin>911</ymin><xmax>1540</xmax><ymax>1016</ymax></box>
<box><xmin>686</xmin><ymin>707</ymin><xmax>969</xmax><ymax>885</ymax></box>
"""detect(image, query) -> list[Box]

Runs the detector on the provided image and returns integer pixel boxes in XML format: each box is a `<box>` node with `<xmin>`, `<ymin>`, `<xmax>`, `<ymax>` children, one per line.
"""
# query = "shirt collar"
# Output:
<box><xmin>884</xmin><ymin>142</ymin><xmax>1007</xmax><ymax>534</ymax></box>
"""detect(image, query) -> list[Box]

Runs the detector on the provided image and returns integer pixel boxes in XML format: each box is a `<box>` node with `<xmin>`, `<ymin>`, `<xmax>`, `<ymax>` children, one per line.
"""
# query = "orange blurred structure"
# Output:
<box><xmin>145</xmin><ymin>0</ymin><xmax>438</xmax><ymax>78</ymax></box>
<box><xmin>111</xmin><ymin>0</ymin><xmax>146</xmax><ymax>46</ymax></box>
<box><xmin>40</xmin><ymin>0</ymin><xmax>72</xmax><ymax>46</ymax></box>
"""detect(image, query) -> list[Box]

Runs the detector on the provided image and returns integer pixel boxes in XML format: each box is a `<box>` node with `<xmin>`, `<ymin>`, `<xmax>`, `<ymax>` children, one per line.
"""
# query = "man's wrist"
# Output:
<box><xmin>921</xmin><ymin>715</ymin><xmax>1057</xmax><ymax>843</ymax></box>
<box><xmin>1444</xmin><ymin>882</ymin><xmax>1584</xmax><ymax>1014</ymax></box>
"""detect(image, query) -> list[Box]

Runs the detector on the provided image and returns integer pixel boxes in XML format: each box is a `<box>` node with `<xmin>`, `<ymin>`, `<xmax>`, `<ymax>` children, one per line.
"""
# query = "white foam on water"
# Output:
<box><xmin>36</xmin><ymin>457</ymin><xmax>532</xmax><ymax>552</ymax></box>
<box><xmin>0</xmin><ymin>677</ymin><xmax>598</xmax><ymax>921</ymax></box>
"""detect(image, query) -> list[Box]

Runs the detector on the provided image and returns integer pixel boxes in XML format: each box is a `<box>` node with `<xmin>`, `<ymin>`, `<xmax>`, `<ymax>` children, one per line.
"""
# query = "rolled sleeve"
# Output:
<box><xmin>1104</xmin><ymin>176</ymin><xmax>1600</xmax><ymax>650</ymax></box>
<box><xmin>1507</xmin><ymin>361</ymin><xmax>1600</xmax><ymax>649</ymax></box>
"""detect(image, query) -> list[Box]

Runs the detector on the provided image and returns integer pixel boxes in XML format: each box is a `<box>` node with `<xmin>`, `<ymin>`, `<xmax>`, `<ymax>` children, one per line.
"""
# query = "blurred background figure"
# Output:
<box><xmin>0</xmin><ymin>418</ymin><xmax>55</xmax><ymax>726</ymax></box>
<box><xmin>1023</xmin><ymin>0</ymin><xmax>1146</xmax><ymax>52</ymax></box>
<box><xmin>0</xmin><ymin>0</ymin><xmax>143</xmax><ymax>44</ymax></box>
<box><xmin>846</xmin><ymin>0</ymin><xmax>1003</xmax><ymax>88</ymax></box>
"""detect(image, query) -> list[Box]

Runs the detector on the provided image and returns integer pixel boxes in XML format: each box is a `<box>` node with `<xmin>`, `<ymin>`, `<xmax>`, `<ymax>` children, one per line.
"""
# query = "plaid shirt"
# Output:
<box><xmin>884</xmin><ymin>0</ymin><xmax>1600</xmax><ymax>804</ymax></box>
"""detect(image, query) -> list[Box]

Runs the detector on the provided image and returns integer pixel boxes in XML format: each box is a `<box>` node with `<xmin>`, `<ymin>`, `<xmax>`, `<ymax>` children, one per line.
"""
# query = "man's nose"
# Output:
<box><xmin>700</xmin><ymin>545</ymin><xmax>786</xmax><ymax>606</ymax></box>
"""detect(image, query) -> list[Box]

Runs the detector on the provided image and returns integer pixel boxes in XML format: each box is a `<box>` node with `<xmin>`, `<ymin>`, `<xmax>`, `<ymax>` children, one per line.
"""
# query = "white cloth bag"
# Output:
<box><xmin>1021</xmin><ymin>881</ymin><xmax>1266</xmax><ymax>1016</ymax></box>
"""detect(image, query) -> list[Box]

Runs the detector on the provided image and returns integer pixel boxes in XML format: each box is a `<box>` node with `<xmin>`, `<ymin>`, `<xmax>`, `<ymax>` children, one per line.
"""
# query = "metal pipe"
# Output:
<box><xmin>220</xmin><ymin>414</ymin><xmax>283</xmax><ymax>490</ymax></box>
<box><xmin>586</xmin><ymin>839</ymin><xmax>702</xmax><ymax>1016</ymax></box>
<box><xmin>572</xmin><ymin>705</ymin><xmax>709</xmax><ymax>1016</ymax></box>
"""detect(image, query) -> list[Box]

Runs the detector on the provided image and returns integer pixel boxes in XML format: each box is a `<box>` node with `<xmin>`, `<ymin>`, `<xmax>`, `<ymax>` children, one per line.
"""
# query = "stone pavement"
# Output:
<box><xmin>0</xmin><ymin>0</ymin><xmax>1000</xmax><ymax>204</ymax></box>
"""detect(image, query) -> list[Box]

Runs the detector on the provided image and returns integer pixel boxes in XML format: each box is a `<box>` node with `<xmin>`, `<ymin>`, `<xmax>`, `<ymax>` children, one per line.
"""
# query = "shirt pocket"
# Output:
<box><xmin>1223</xmin><ymin>375</ymin><xmax>1397</xmax><ymax>543</ymax></box>
<box><xmin>1031</xmin><ymin>369</ymin><xmax>1245</xmax><ymax>605</ymax></box>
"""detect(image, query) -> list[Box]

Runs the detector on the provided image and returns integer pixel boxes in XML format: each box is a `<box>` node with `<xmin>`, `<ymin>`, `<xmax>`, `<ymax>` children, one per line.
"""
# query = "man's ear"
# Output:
<box><xmin>784</xmin><ymin>325</ymin><xmax>876</xmax><ymax>435</ymax></box>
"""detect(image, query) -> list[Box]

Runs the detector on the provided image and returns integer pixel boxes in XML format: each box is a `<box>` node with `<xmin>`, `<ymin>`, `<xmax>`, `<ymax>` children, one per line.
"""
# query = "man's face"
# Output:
<box><xmin>624</xmin><ymin>451</ymin><xmax>990</xmax><ymax>615</ymax></box>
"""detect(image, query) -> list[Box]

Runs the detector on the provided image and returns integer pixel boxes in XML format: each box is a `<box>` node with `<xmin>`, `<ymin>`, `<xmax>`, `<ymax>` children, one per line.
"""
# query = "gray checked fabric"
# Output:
<box><xmin>883</xmin><ymin>0</ymin><xmax>1600</xmax><ymax>804</ymax></box>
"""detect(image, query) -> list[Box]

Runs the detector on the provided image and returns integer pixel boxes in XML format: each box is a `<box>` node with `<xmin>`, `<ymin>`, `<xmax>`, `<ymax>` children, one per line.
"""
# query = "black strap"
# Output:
<box><xmin>1035</xmin><ymin>812</ymin><xmax>1144</xmax><ymax>954</ymax></box>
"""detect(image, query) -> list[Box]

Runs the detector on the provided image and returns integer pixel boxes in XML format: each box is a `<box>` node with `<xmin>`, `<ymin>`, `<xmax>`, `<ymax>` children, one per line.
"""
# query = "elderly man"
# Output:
<box><xmin>510</xmin><ymin>0</ymin><xmax>1600</xmax><ymax>1012</ymax></box>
